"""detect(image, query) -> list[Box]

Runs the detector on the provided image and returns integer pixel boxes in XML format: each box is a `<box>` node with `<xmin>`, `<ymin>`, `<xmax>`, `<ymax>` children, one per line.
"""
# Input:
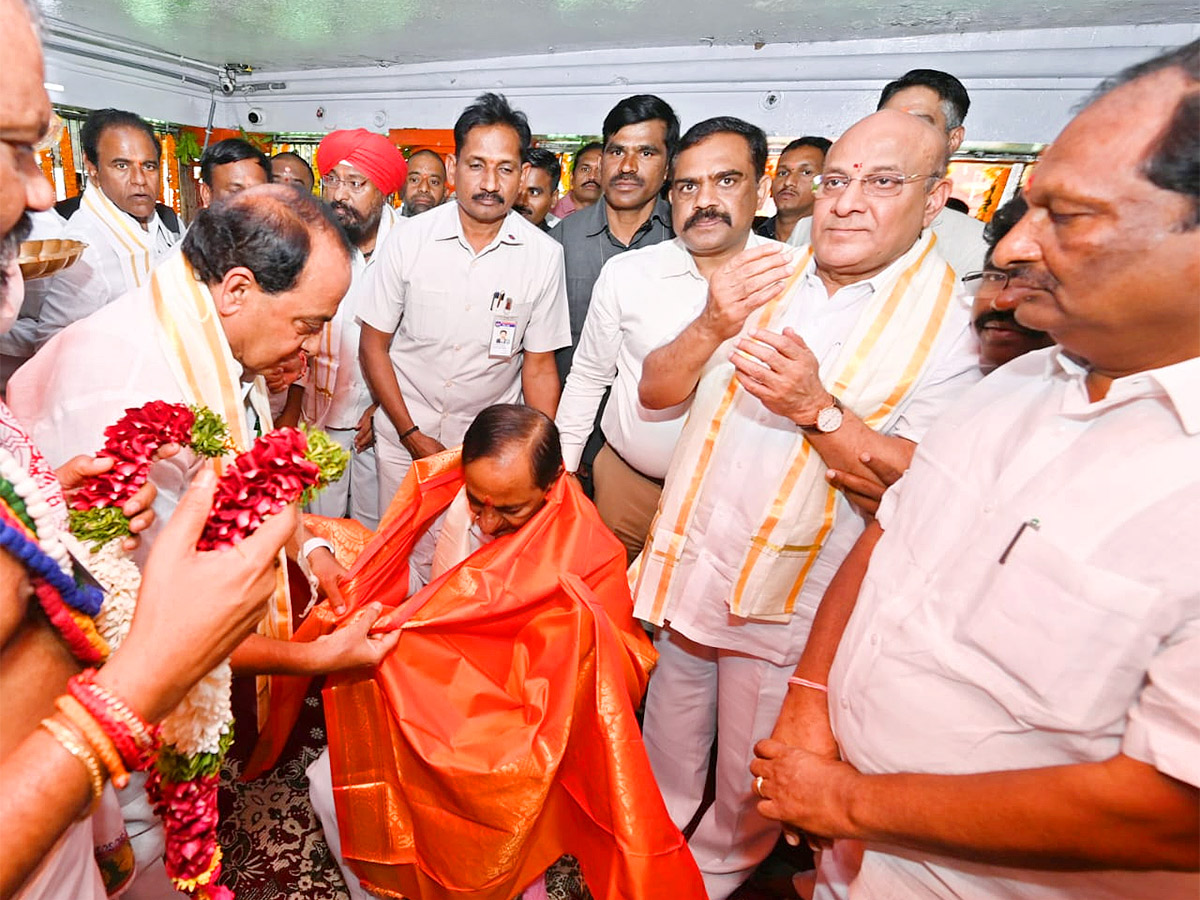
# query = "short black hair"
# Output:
<box><xmin>454</xmin><ymin>93</ymin><xmax>531</xmax><ymax>156</ymax></box>
<box><xmin>270</xmin><ymin>150</ymin><xmax>314</xmax><ymax>184</ymax></box>
<box><xmin>182</xmin><ymin>184</ymin><xmax>350</xmax><ymax>292</ymax></box>
<box><xmin>407</xmin><ymin>148</ymin><xmax>447</xmax><ymax>172</ymax></box>
<box><xmin>1087</xmin><ymin>39</ymin><xmax>1199</xmax><ymax>229</ymax></box>
<box><xmin>200</xmin><ymin>138</ymin><xmax>271</xmax><ymax>186</ymax></box>
<box><xmin>80</xmin><ymin>108</ymin><xmax>160</xmax><ymax>166</ymax></box>
<box><xmin>461</xmin><ymin>404</ymin><xmax>562</xmax><ymax>491</ymax></box>
<box><xmin>674</xmin><ymin>116</ymin><xmax>769</xmax><ymax>180</ymax></box>
<box><xmin>571</xmin><ymin>142</ymin><xmax>604</xmax><ymax>173</ymax></box>
<box><xmin>878</xmin><ymin>69</ymin><xmax>971</xmax><ymax>131</ymax></box>
<box><xmin>780</xmin><ymin>136</ymin><xmax>832</xmax><ymax>158</ymax></box>
<box><xmin>982</xmin><ymin>194</ymin><xmax>1027</xmax><ymax>266</ymax></box>
<box><xmin>602</xmin><ymin>94</ymin><xmax>681</xmax><ymax>157</ymax></box>
<box><xmin>524</xmin><ymin>147</ymin><xmax>562</xmax><ymax>188</ymax></box>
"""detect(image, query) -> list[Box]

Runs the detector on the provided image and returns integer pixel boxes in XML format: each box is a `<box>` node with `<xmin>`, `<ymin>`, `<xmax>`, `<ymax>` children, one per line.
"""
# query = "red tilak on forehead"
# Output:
<box><xmin>853</xmin><ymin>162</ymin><xmax>861</xmax><ymax>170</ymax></box>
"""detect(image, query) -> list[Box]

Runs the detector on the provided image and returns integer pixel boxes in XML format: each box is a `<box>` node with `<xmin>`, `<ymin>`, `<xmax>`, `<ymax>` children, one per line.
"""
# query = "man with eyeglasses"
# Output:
<box><xmin>755</xmin><ymin>136</ymin><xmax>831</xmax><ymax>244</ymax></box>
<box><xmin>300</xmin><ymin>128</ymin><xmax>409</xmax><ymax>527</ymax></box>
<box><xmin>964</xmin><ymin>195</ymin><xmax>1053</xmax><ymax>370</ymax></box>
<box><xmin>634</xmin><ymin>108</ymin><xmax>979</xmax><ymax>898</ymax></box>
<box><xmin>754</xmin><ymin>41</ymin><xmax>1199</xmax><ymax>900</ymax></box>
<box><xmin>788</xmin><ymin>69</ymin><xmax>987</xmax><ymax>279</ymax></box>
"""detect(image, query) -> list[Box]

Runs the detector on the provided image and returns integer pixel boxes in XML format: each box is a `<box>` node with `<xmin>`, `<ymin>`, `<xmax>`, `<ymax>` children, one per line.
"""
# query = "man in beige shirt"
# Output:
<box><xmin>359</xmin><ymin>93</ymin><xmax>571</xmax><ymax>512</ymax></box>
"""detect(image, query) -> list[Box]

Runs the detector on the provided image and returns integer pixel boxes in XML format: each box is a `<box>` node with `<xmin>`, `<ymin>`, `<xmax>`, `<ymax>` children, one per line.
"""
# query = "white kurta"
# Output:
<box><xmin>555</xmin><ymin>236</ymin><xmax>775</xmax><ymax>479</ymax></box>
<box><xmin>823</xmin><ymin>348</ymin><xmax>1200</xmax><ymax>899</ymax></box>
<box><xmin>9</xmin><ymin>187</ymin><xmax>179</xmax><ymax>355</ymax></box>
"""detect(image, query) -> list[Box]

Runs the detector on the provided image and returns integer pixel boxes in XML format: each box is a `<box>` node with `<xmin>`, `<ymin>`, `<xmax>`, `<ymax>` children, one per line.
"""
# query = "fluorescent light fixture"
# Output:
<box><xmin>44</xmin><ymin>82</ymin><xmax>66</xmax><ymax>92</ymax></box>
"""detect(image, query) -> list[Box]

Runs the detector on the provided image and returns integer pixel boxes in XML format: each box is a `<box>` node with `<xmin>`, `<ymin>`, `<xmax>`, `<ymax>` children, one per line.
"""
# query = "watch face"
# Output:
<box><xmin>816</xmin><ymin>404</ymin><xmax>843</xmax><ymax>433</ymax></box>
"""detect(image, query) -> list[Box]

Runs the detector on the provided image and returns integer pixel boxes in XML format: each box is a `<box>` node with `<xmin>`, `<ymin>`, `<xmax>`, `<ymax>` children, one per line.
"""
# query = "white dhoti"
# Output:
<box><xmin>642</xmin><ymin>627</ymin><xmax>794</xmax><ymax>900</ymax></box>
<box><xmin>305</xmin><ymin>427</ymin><xmax>380</xmax><ymax>529</ymax></box>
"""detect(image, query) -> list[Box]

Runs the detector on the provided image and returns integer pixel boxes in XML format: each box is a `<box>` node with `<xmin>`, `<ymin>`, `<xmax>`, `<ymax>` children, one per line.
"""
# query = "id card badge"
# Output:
<box><xmin>490</xmin><ymin>317</ymin><xmax>517</xmax><ymax>358</ymax></box>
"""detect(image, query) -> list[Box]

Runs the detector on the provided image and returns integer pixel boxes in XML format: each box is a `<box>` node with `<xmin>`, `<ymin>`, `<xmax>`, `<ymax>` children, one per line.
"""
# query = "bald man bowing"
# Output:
<box><xmin>634</xmin><ymin>110</ymin><xmax>981</xmax><ymax>897</ymax></box>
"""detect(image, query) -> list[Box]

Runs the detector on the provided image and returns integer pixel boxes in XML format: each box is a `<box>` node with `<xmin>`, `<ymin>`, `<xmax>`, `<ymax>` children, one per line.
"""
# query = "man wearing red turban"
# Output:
<box><xmin>298</xmin><ymin>130</ymin><xmax>409</xmax><ymax>528</ymax></box>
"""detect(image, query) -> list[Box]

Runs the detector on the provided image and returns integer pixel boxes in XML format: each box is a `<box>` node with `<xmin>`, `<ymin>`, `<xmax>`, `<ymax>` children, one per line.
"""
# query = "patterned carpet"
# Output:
<box><xmin>215</xmin><ymin>678</ymin><xmax>595</xmax><ymax>900</ymax></box>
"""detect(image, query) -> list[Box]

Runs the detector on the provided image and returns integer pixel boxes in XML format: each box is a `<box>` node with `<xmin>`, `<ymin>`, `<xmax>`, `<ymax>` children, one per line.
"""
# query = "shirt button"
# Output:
<box><xmin>870</xmin><ymin>634</ymin><xmax>879</xmax><ymax>646</ymax></box>
<box><xmin>840</xmin><ymin>697</ymin><xmax>850</xmax><ymax>709</ymax></box>
<box><xmin>445</xmin><ymin>381</ymin><xmax>454</xmax><ymax>387</ymax></box>
<box><xmin>983</xmin><ymin>502</ymin><xmax>995</xmax><ymax>514</ymax></box>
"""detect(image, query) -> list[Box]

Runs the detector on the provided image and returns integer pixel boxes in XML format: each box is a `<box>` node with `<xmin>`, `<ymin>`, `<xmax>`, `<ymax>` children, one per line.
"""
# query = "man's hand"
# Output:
<box><xmin>699</xmin><ymin>245</ymin><xmax>794</xmax><ymax>342</ymax></box>
<box><xmin>306</xmin><ymin>546</ymin><xmax>349</xmax><ymax>614</ymax></box>
<box><xmin>309</xmin><ymin>602</ymin><xmax>401</xmax><ymax>673</ymax></box>
<box><xmin>96</xmin><ymin>465</ymin><xmax>298</xmax><ymax>722</ymax></box>
<box><xmin>768</xmin><ymin>679</ymin><xmax>841</xmax><ymax>848</ymax></box>
<box><xmin>825</xmin><ymin>451</ymin><xmax>909</xmax><ymax>517</ymax></box>
<box><xmin>354</xmin><ymin>405</ymin><xmax>377</xmax><ymax>453</ymax></box>
<box><xmin>751</xmin><ymin>739</ymin><xmax>860</xmax><ymax>841</ymax></box>
<box><xmin>264</xmin><ymin>351</ymin><xmax>307</xmax><ymax>394</ymax></box>
<box><xmin>56</xmin><ymin>447</ymin><xmax>181</xmax><ymax>551</ymax></box>
<box><xmin>403</xmin><ymin>430</ymin><xmax>445</xmax><ymax>461</ymax></box>
<box><xmin>732</xmin><ymin>327</ymin><xmax>832</xmax><ymax>424</ymax></box>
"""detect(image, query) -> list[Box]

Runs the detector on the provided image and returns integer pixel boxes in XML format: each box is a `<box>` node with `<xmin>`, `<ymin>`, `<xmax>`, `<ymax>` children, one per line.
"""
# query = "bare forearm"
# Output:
<box><xmin>639</xmin><ymin>318</ymin><xmax>723</xmax><ymax>409</ymax></box>
<box><xmin>802</xmin><ymin>413</ymin><xmax>914</xmax><ymax>489</ymax></box>
<box><xmin>230</xmin><ymin>632</ymin><xmax>326</xmax><ymax>676</ymax></box>
<box><xmin>0</xmin><ymin>731</ymin><xmax>93</xmax><ymax>896</ymax></box>
<box><xmin>359</xmin><ymin>326</ymin><xmax>417</xmax><ymax>434</ymax></box>
<box><xmin>521</xmin><ymin>352</ymin><xmax>562</xmax><ymax>418</ymax></box>
<box><xmin>275</xmin><ymin>385</ymin><xmax>303</xmax><ymax>429</ymax></box>
<box><xmin>843</xmin><ymin>754</ymin><xmax>1199</xmax><ymax>871</ymax></box>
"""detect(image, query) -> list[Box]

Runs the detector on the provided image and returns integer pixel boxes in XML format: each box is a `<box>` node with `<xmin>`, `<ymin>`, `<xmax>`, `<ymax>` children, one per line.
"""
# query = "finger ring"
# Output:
<box><xmin>754</xmin><ymin>775</ymin><xmax>765</xmax><ymax>798</ymax></box>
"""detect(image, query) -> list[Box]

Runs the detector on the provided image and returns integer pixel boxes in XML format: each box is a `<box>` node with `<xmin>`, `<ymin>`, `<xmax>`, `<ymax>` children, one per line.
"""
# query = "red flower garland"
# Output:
<box><xmin>198</xmin><ymin>428</ymin><xmax>320</xmax><ymax>551</ymax></box>
<box><xmin>70</xmin><ymin>401</ymin><xmax>197</xmax><ymax>511</ymax></box>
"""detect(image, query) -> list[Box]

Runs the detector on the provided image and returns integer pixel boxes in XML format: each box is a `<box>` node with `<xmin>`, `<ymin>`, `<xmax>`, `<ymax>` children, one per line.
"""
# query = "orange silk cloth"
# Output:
<box><xmin>248</xmin><ymin>450</ymin><xmax>705</xmax><ymax>900</ymax></box>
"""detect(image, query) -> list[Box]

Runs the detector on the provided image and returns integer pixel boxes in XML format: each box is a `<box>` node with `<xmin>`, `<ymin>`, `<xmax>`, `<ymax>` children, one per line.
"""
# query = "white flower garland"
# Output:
<box><xmin>157</xmin><ymin>661</ymin><xmax>233</xmax><ymax>757</ymax></box>
<box><xmin>58</xmin><ymin>532</ymin><xmax>138</xmax><ymax>650</ymax></box>
<box><xmin>0</xmin><ymin>448</ymin><xmax>72</xmax><ymax>577</ymax></box>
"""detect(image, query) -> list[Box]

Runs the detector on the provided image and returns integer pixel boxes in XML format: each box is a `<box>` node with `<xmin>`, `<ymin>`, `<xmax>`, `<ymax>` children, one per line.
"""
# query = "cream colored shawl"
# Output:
<box><xmin>634</xmin><ymin>233</ymin><xmax>957</xmax><ymax>624</ymax></box>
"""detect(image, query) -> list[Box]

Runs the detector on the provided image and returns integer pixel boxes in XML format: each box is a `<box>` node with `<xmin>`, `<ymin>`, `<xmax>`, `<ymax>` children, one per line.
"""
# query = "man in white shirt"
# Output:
<box><xmin>634</xmin><ymin>111</ymin><xmax>980</xmax><ymax>898</ymax></box>
<box><xmin>788</xmin><ymin>69</ymin><xmax>987</xmax><ymax>278</ymax></box>
<box><xmin>555</xmin><ymin>118</ymin><xmax>769</xmax><ymax>561</ymax></box>
<box><xmin>301</xmin><ymin>128</ymin><xmax>408</xmax><ymax>528</ymax></box>
<box><xmin>3</xmin><ymin>108</ymin><xmax>182</xmax><ymax>355</ymax></box>
<box><xmin>359</xmin><ymin>93</ymin><xmax>570</xmax><ymax>514</ymax></box>
<box><xmin>754</xmin><ymin>41</ymin><xmax>1200</xmax><ymax>899</ymax></box>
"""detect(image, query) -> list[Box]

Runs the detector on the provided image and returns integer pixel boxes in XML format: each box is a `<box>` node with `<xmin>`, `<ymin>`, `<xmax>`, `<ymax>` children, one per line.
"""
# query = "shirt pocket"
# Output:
<box><xmin>953</xmin><ymin>528</ymin><xmax>1163</xmax><ymax>734</ymax></box>
<box><xmin>400</xmin><ymin>289</ymin><xmax>452</xmax><ymax>343</ymax></box>
<box><xmin>477</xmin><ymin>301</ymin><xmax>534</xmax><ymax>350</ymax></box>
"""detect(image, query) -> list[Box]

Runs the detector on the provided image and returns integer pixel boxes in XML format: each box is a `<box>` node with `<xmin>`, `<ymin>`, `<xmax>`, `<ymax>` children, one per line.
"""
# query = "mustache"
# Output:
<box><xmin>330</xmin><ymin>200</ymin><xmax>363</xmax><ymax>223</ymax></box>
<box><xmin>683</xmin><ymin>208</ymin><xmax>733</xmax><ymax>231</ymax></box>
<box><xmin>472</xmin><ymin>191</ymin><xmax>504</xmax><ymax>204</ymax></box>
<box><xmin>973</xmin><ymin>309</ymin><xmax>1047</xmax><ymax>336</ymax></box>
<box><xmin>0</xmin><ymin>213</ymin><xmax>34</xmax><ymax>289</ymax></box>
<box><xmin>1001</xmin><ymin>264</ymin><xmax>1059</xmax><ymax>293</ymax></box>
<box><xmin>608</xmin><ymin>174</ymin><xmax>641</xmax><ymax>187</ymax></box>
<box><xmin>513</xmin><ymin>204</ymin><xmax>533</xmax><ymax>216</ymax></box>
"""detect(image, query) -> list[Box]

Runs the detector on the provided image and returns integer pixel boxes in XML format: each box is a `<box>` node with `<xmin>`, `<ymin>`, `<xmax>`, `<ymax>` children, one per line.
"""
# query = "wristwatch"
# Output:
<box><xmin>799</xmin><ymin>396</ymin><xmax>844</xmax><ymax>435</ymax></box>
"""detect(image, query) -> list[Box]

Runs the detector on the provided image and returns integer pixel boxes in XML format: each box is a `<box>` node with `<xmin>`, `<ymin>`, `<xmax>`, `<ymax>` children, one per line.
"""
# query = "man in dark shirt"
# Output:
<box><xmin>550</xmin><ymin>94</ymin><xmax>679</xmax><ymax>384</ymax></box>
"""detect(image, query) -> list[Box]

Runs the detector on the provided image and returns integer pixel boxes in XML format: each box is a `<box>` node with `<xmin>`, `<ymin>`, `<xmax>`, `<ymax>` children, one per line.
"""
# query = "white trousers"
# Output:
<box><xmin>308</xmin><ymin>749</ymin><xmax>380</xmax><ymax>900</ymax></box>
<box><xmin>305</xmin><ymin>428</ymin><xmax>380</xmax><ymax>530</ymax></box>
<box><xmin>642</xmin><ymin>627</ymin><xmax>794</xmax><ymax>900</ymax></box>
<box><xmin>373</xmin><ymin>416</ymin><xmax>415</xmax><ymax>520</ymax></box>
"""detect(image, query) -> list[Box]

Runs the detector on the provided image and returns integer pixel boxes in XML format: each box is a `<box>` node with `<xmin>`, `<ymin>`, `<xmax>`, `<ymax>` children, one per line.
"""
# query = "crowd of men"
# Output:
<box><xmin>1</xmin><ymin>0</ymin><xmax>1196</xmax><ymax>895</ymax></box>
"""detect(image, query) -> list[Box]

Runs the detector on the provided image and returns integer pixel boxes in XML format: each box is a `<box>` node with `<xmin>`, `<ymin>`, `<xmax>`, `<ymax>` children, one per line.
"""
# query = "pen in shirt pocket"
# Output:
<box><xmin>999</xmin><ymin>517</ymin><xmax>1040</xmax><ymax>564</ymax></box>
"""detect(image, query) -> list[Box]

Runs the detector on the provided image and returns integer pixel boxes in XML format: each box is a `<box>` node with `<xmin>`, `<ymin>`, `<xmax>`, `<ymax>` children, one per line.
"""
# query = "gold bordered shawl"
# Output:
<box><xmin>149</xmin><ymin>249</ymin><xmax>291</xmax><ymax>725</ymax></box>
<box><xmin>633</xmin><ymin>234</ymin><xmax>957</xmax><ymax>624</ymax></box>
<box><xmin>80</xmin><ymin>184</ymin><xmax>158</xmax><ymax>288</ymax></box>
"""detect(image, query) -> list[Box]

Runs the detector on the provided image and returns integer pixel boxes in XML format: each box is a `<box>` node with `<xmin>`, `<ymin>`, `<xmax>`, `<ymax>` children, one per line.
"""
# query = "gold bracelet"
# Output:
<box><xmin>40</xmin><ymin>716</ymin><xmax>105</xmax><ymax>818</ymax></box>
<box><xmin>56</xmin><ymin>695</ymin><xmax>129</xmax><ymax>790</ymax></box>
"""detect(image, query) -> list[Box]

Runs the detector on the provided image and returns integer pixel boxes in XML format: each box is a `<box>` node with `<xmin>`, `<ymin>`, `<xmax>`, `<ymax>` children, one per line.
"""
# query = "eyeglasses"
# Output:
<box><xmin>321</xmin><ymin>173</ymin><xmax>371</xmax><ymax>194</ymax></box>
<box><xmin>812</xmin><ymin>172</ymin><xmax>941</xmax><ymax>198</ymax></box>
<box><xmin>962</xmin><ymin>270</ymin><xmax>1010</xmax><ymax>295</ymax></box>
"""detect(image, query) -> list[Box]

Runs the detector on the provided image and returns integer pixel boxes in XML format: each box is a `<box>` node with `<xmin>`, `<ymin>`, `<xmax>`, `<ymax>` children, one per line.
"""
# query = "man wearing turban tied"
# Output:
<box><xmin>299</xmin><ymin>129</ymin><xmax>410</xmax><ymax>528</ymax></box>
